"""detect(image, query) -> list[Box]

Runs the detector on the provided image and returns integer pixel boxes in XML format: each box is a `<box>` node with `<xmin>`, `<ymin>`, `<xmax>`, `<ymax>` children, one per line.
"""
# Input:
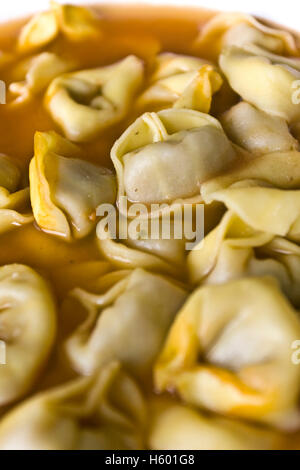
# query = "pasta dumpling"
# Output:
<box><xmin>204</xmin><ymin>182</ymin><xmax>300</xmax><ymax>242</ymax></box>
<box><xmin>0</xmin><ymin>361</ymin><xmax>146</xmax><ymax>450</ymax></box>
<box><xmin>96</xmin><ymin>195</ymin><xmax>215</xmax><ymax>279</ymax></box>
<box><xmin>188</xmin><ymin>210</ymin><xmax>300</xmax><ymax>306</ymax></box>
<box><xmin>194</xmin><ymin>12</ymin><xmax>298</xmax><ymax>60</ymax></box>
<box><xmin>0</xmin><ymin>154</ymin><xmax>33</xmax><ymax>234</ymax></box>
<box><xmin>201</xmin><ymin>150</ymin><xmax>300</xmax><ymax>242</ymax></box>
<box><xmin>45</xmin><ymin>55</ymin><xmax>144</xmax><ymax>142</ymax></box>
<box><xmin>155</xmin><ymin>277</ymin><xmax>300</xmax><ymax>430</ymax></box>
<box><xmin>138</xmin><ymin>52</ymin><xmax>222</xmax><ymax>113</ymax></box>
<box><xmin>111</xmin><ymin>108</ymin><xmax>237</xmax><ymax>211</ymax></box>
<box><xmin>29</xmin><ymin>131</ymin><xmax>116</xmax><ymax>241</ymax></box>
<box><xmin>51</xmin><ymin>1</ymin><xmax>101</xmax><ymax>41</ymax></box>
<box><xmin>65</xmin><ymin>268</ymin><xmax>187</xmax><ymax>379</ymax></box>
<box><xmin>0</xmin><ymin>264</ymin><xmax>56</xmax><ymax>406</ymax></box>
<box><xmin>149</xmin><ymin>398</ymin><xmax>284</xmax><ymax>450</ymax></box>
<box><xmin>18</xmin><ymin>2</ymin><xmax>102</xmax><ymax>52</ymax></box>
<box><xmin>9</xmin><ymin>53</ymin><xmax>75</xmax><ymax>103</ymax></box>
<box><xmin>97</xmin><ymin>218</ymin><xmax>187</xmax><ymax>278</ymax></box>
<box><xmin>221</xmin><ymin>102</ymin><xmax>298</xmax><ymax>155</ymax></box>
<box><xmin>202</xmin><ymin>149</ymin><xmax>300</xmax><ymax>194</ymax></box>
<box><xmin>219</xmin><ymin>45</ymin><xmax>300</xmax><ymax>122</ymax></box>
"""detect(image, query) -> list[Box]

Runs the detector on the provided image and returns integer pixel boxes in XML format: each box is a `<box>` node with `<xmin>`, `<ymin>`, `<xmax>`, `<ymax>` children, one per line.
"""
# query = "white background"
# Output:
<box><xmin>0</xmin><ymin>0</ymin><xmax>299</xmax><ymax>31</ymax></box>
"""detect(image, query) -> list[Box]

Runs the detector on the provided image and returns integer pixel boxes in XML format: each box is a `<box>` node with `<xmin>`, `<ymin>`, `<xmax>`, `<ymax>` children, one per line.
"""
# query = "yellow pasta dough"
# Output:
<box><xmin>155</xmin><ymin>277</ymin><xmax>300</xmax><ymax>430</ymax></box>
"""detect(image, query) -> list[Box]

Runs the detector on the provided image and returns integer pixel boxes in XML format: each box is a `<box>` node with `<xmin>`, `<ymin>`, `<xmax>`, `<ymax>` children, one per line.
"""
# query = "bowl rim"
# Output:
<box><xmin>0</xmin><ymin>0</ymin><xmax>299</xmax><ymax>33</ymax></box>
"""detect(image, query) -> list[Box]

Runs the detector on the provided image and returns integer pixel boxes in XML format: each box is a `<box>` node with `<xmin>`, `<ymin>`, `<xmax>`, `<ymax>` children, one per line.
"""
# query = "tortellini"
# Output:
<box><xmin>201</xmin><ymin>151</ymin><xmax>300</xmax><ymax>242</ymax></box>
<box><xmin>149</xmin><ymin>398</ymin><xmax>283</xmax><ymax>450</ymax></box>
<box><xmin>221</xmin><ymin>102</ymin><xmax>298</xmax><ymax>155</ymax></box>
<box><xmin>188</xmin><ymin>210</ymin><xmax>300</xmax><ymax>306</ymax></box>
<box><xmin>29</xmin><ymin>131</ymin><xmax>116</xmax><ymax>241</ymax></box>
<box><xmin>9</xmin><ymin>53</ymin><xmax>75</xmax><ymax>103</ymax></box>
<box><xmin>0</xmin><ymin>154</ymin><xmax>33</xmax><ymax>234</ymax></box>
<box><xmin>195</xmin><ymin>12</ymin><xmax>298</xmax><ymax>60</ymax></box>
<box><xmin>65</xmin><ymin>268</ymin><xmax>187</xmax><ymax>379</ymax></box>
<box><xmin>138</xmin><ymin>52</ymin><xmax>223</xmax><ymax>113</ymax></box>
<box><xmin>111</xmin><ymin>108</ymin><xmax>237</xmax><ymax>209</ymax></box>
<box><xmin>155</xmin><ymin>277</ymin><xmax>300</xmax><ymax>430</ymax></box>
<box><xmin>18</xmin><ymin>2</ymin><xmax>102</xmax><ymax>52</ymax></box>
<box><xmin>204</xmin><ymin>182</ymin><xmax>300</xmax><ymax>242</ymax></box>
<box><xmin>0</xmin><ymin>361</ymin><xmax>146</xmax><ymax>450</ymax></box>
<box><xmin>219</xmin><ymin>45</ymin><xmax>300</xmax><ymax>122</ymax></box>
<box><xmin>0</xmin><ymin>264</ymin><xmax>56</xmax><ymax>406</ymax></box>
<box><xmin>45</xmin><ymin>55</ymin><xmax>144</xmax><ymax>142</ymax></box>
<box><xmin>202</xmin><ymin>149</ymin><xmax>300</xmax><ymax>194</ymax></box>
<box><xmin>97</xmin><ymin>216</ymin><xmax>187</xmax><ymax>279</ymax></box>
<box><xmin>106</xmin><ymin>108</ymin><xmax>227</xmax><ymax>276</ymax></box>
